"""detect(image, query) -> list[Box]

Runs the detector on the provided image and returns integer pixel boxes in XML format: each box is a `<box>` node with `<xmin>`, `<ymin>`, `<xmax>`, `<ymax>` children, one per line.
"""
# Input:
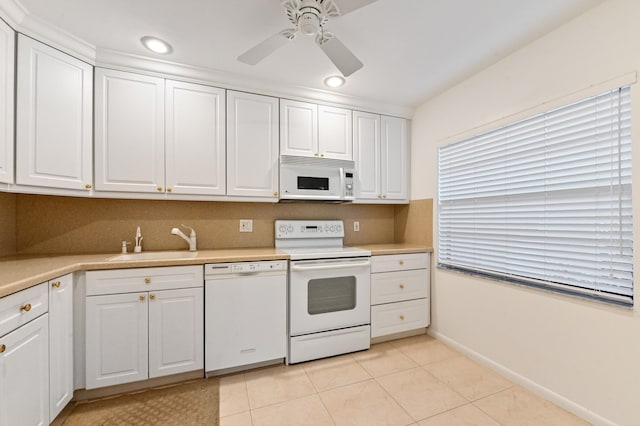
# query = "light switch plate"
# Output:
<box><xmin>240</xmin><ymin>219</ymin><xmax>253</xmax><ymax>232</ymax></box>
<box><xmin>354</xmin><ymin>221</ymin><xmax>360</xmax><ymax>232</ymax></box>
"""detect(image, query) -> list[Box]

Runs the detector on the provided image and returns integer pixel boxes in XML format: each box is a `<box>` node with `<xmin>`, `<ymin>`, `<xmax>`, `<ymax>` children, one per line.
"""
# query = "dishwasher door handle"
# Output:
<box><xmin>290</xmin><ymin>260</ymin><xmax>370</xmax><ymax>272</ymax></box>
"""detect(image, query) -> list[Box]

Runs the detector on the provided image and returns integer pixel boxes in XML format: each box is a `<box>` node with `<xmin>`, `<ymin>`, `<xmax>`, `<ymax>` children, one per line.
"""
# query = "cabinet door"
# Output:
<box><xmin>48</xmin><ymin>275</ymin><xmax>73</xmax><ymax>420</ymax></box>
<box><xmin>227</xmin><ymin>91</ymin><xmax>279</xmax><ymax>198</ymax></box>
<box><xmin>148</xmin><ymin>287</ymin><xmax>203</xmax><ymax>378</ymax></box>
<box><xmin>95</xmin><ymin>68</ymin><xmax>165</xmax><ymax>193</ymax></box>
<box><xmin>15</xmin><ymin>35</ymin><xmax>93</xmax><ymax>190</ymax></box>
<box><xmin>318</xmin><ymin>105</ymin><xmax>352</xmax><ymax>160</ymax></box>
<box><xmin>280</xmin><ymin>99</ymin><xmax>317</xmax><ymax>157</ymax></box>
<box><xmin>85</xmin><ymin>293</ymin><xmax>148</xmax><ymax>389</ymax></box>
<box><xmin>353</xmin><ymin>111</ymin><xmax>381</xmax><ymax>200</ymax></box>
<box><xmin>0</xmin><ymin>20</ymin><xmax>14</xmax><ymax>184</ymax></box>
<box><xmin>165</xmin><ymin>80</ymin><xmax>226</xmax><ymax>195</ymax></box>
<box><xmin>0</xmin><ymin>314</ymin><xmax>49</xmax><ymax>426</ymax></box>
<box><xmin>381</xmin><ymin>116</ymin><xmax>409</xmax><ymax>201</ymax></box>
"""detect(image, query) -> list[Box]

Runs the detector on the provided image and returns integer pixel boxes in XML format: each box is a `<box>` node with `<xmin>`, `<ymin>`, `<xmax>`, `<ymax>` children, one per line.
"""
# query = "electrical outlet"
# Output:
<box><xmin>354</xmin><ymin>221</ymin><xmax>360</xmax><ymax>232</ymax></box>
<box><xmin>239</xmin><ymin>219</ymin><xmax>253</xmax><ymax>232</ymax></box>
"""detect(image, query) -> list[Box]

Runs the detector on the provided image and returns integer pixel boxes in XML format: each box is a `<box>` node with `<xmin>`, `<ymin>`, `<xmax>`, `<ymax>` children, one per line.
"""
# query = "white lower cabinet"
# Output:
<box><xmin>0</xmin><ymin>283</ymin><xmax>50</xmax><ymax>426</ymax></box>
<box><xmin>370</xmin><ymin>253</ymin><xmax>430</xmax><ymax>338</ymax></box>
<box><xmin>85</xmin><ymin>292</ymin><xmax>149</xmax><ymax>389</ymax></box>
<box><xmin>85</xmin><ymin>266</ymin><xmax>203</xmax><ymax>389</ymax></box>
<box><xmin>148</xmin><ymin>287</ymin><xmax>203</xmax><ymax>378</ymax></box>
<box><xmin>48</xmin><ymin>274</ymin><xmax>74</xmax><ymax>420</ymax></box>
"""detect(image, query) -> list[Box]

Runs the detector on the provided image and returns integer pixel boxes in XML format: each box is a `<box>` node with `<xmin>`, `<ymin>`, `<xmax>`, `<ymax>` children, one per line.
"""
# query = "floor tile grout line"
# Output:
<box><xmin>372</xmin><ymin>373</ymin><xmax>425</xmax><ymax>423</ymax></box>
<box><xmin>315</xmin><ymin>390</ymin><xmax>339</xmax><ymax>426</ymax></box>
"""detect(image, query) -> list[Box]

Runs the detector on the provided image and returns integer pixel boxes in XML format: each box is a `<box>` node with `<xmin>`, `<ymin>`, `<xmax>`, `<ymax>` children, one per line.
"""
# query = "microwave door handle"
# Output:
<box><xmin>290</xmin><ymin>261</ymin><xmax>371</xmax><ymax>272</ymax></box>
<box><xmin>339</xmin><ymin>168</ymin><xmax>345</xmax><ymax>199</ymax></box>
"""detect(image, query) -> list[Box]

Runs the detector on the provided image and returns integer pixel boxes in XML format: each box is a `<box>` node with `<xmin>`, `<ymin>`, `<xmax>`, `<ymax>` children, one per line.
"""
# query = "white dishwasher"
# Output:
<box><xmin>204</xmin><ymin>261</ymin><xmax>287</xmax><ymax>374</ymax></box>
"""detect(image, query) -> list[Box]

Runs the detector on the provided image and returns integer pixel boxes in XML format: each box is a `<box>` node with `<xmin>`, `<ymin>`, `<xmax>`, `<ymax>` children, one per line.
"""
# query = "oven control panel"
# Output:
<box><xmin>275</xmin><ymin>220</ymin><xmax>344</xmax><ymax>239</ymax></box>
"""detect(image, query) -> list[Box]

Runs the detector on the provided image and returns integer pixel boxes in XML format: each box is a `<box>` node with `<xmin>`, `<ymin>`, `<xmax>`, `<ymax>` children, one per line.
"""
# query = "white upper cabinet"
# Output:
<box><xmin>16</xmin><ymin>35</ymin><xmax>93</xmax><ymax>190</ymax></box>
<box><xmin>318</xmin><ymin>105</ymin><xmax>352</xmax><ymax>160</ymax></box>
<box><xmin>353</xmin><ymin>111</ymin><xmax>381</xmax><ymax>200</ymax></box>
<box><xmin>280</xmin><ymin>99</ymin><xmax>317</xmax><ymax>157</ymax></box>
<box><xmin>227</xmin><ymin>91</ymin><xmax>279</xmax><ymax>199</ymax></box>
<box><xmin>165</xmin><ymin>80</ymin><xmax>226</xmax><ymax>196</ymax></box>
<box><xmin>95</xmin><ymin>68</ymin><xmax>165</xmax><ymax>193</ymax></box>
<box><xmin>381</xmin><ymin>116</ymin><xmax>409</xmax><ymax>201</ymax></box>
<box><xmin>280</xmin><ymin>99</ymin><xmax>352</xmax><ymax>160</ymax></box>
<box><xmin>354</xmin><ymin>112</ymin><xmax>409</xmax><ymax>203</ymax></box>
<box><xmin>0</xmin><ymin>20</ymin><xmax>14</xmax><ymax>185</ymax></box>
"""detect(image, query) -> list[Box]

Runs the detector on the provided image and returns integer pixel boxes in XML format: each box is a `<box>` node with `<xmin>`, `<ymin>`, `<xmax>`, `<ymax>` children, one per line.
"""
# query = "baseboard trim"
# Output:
<box><xmin>428</xmin><ymin>330</ymin><xmax>615</xmax><ymax>426</ymax></box>
<box><xmin>370</xmin><ymin>328</ymin><xmax>427</xmax><ymax>344</ymax></box>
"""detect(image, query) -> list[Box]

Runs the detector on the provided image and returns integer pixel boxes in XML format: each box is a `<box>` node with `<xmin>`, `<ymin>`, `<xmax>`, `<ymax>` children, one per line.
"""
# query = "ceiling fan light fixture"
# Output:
<box><xmin>298</xmin><ymin>12</ymin><xmax>319</xmax><ymax>35</ymax></box>
<box><xmin>141</xmin><ymin>36</ymin><xmax>173</xmax><ymax>54</ymax></box>
<box><xmin>324</xmin><ymin>75</ymin><xmax>345</xmax><ymax>88</ymax></box>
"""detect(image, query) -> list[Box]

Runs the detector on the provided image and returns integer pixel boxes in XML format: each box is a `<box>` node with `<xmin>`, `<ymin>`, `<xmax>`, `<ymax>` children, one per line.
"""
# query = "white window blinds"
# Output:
<box><xmin>438</xmin><ymin>86</ymin><xmax>633</xmax><ymax>305</ymax></box>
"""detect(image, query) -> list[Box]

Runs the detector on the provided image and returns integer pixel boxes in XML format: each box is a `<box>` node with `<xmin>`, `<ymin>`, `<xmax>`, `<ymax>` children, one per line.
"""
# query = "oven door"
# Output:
<box><xmin>289</xmin><ymin>257</ymin><xmax>371</xmax><ymax>336</ymax></box>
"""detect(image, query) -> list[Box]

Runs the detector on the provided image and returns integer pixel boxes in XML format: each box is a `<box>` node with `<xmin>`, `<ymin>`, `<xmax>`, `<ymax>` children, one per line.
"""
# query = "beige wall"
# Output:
<box><xmin>0</xmin><ymin>192</ymin><xmax>16</xmax><ymax>257</ymax></box>
<box><xmin>412</xmin><ymin>1</ymin><xmax>639</xmax><ymax>424</ymax></box>
<box><xmin>15</xmin><ymin>195</ymin><xmax>430</xmax><ymax>255</ymax></box>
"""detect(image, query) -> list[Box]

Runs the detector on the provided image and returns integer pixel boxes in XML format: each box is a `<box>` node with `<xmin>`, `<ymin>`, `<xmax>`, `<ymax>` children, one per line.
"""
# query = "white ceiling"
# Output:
<box><xmin>15</xmin><ymin>0</ymin><xmax>603</xmax><ymax>112</ymax></box>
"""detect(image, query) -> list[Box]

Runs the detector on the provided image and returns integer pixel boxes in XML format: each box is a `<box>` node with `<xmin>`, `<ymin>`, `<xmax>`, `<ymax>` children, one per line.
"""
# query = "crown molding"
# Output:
<box><xmin>1</xmin><ymin>0</ymin><xmax>413</xmax><ymax>118</ymax></box>
<box><xmin>0</xmin><ymin>0</ymin><xmax>95</xmax><ymax>63</ymax></box>
<box><xmin>0</xmin><ymin>0</ymin><xmax>25</xmax><ymax>28</ymax></box>
<box><xmin>96</xmin><ymin>48</ymin><xmax>414</xmax><ymax>118</ymax></box>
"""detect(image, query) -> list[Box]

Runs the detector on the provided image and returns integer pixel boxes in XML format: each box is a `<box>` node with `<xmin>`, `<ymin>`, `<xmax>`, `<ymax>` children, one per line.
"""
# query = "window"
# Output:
<box><xmin>438</xmin><ymin>86</ymin><xmax>633</xmax><ymax>305</ymax></box>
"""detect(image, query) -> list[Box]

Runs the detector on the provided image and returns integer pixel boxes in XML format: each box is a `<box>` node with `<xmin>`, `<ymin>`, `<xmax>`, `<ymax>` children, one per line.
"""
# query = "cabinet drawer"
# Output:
<box><xmin>371</xmin><ymin>269</ymin><xmax>429</xmax><ymax>305</ymax></box>
<box><xmin>371</xmin><ymin>298</ymin><xmax>430</xmax><ymax>338</ymax></box>
<box><xmin>86</xmin><ymin>265</ymin><xmax>203</xmax><ymax>296</ymax></box>
<box><xmin>0</xmin><ymin>282</ymin><xmax>48</xmax><ymax>337</ymax></box>
<box><xmin>371</xmin><ymin>253</ymin><xmax>429</xmax><ymax>273</ymax></box>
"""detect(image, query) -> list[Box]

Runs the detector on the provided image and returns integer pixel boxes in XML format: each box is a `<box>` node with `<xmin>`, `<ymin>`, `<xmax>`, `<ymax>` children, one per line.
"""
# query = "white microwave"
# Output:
<box><xmin>279</xmin><ymin>156</ymin><xmax>356</xmax><ymax>201</ymax></box>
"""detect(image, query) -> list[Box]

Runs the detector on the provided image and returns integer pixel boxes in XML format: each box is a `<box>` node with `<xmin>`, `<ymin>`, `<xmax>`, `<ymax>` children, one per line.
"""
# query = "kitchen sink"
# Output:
<box><xmin>108</xmin><ymin>251</ymin><xmax>199</xmax><ymax>261</ymax></box>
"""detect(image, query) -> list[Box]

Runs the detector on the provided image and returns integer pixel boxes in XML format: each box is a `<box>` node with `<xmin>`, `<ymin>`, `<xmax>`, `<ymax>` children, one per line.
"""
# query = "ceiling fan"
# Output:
<box><xmin>238</xmin><ymin>0</ymin><xmax>378</xmax><ymax>77</ymax></box>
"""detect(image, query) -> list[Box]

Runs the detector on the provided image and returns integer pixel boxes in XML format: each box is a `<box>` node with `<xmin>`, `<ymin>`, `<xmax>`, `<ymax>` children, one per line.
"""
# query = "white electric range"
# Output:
<box><xmin>275</xmin><ymin>220</ymin><xmax>371</xmax><ymax>364</ymax></box>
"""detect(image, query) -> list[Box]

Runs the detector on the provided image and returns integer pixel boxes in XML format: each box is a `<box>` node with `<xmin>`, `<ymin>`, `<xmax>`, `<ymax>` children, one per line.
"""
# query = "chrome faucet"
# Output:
<box><xmin>171</xmin><ymin>224</ymin><xmax>197</xmax><ymax>251</ymax></box>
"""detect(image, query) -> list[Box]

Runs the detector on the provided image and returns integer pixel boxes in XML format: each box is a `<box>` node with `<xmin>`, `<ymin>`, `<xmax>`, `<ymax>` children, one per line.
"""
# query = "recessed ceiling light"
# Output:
<box><xmin>141</xmin><ymin>36</ymin><xmax>173</xmax><ymax>54</ymax></box>
<box><xmin>324</xmin><ymin>75</ymin><xmax>345</xmax><ymax>88</ymax></box>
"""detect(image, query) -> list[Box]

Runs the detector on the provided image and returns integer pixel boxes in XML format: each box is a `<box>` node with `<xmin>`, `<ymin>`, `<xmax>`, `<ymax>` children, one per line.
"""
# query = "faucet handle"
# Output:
<box><xmin>181</xmin><ymin>224</ymin><xmax>196</xmax><ymax>236</ymax></box>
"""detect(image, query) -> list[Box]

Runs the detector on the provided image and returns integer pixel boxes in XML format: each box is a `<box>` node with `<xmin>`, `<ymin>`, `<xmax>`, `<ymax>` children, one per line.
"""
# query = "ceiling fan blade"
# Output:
<box><xmin>330</xmin><ymin>0</ymin><xmax>378</xmax><ymax>16</ymax></box>
<box><xmin>238</xmin><ymin>29</ymin><xmax>297</xmax><ymax>65</ymax></box>
<box><xmin>317</xmin><ymin>33</ymin><xmax>363</xmax><ymax>77</ymax></box>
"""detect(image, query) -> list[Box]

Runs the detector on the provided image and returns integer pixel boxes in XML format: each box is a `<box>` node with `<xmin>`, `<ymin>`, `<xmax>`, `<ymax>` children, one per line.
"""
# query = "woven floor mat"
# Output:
<box><xmin>62</xmin><ymin>378</ymin><xmax>219</xmax><ymax>426</ymax></box>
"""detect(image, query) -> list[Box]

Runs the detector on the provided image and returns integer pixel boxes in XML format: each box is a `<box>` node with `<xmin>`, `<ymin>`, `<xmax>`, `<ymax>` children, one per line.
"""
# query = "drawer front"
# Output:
<box><xmin>371</xmin><ymin>253</ymin><xmax>429</xmax><ymax>273</ymax></box>
<box><xmin>86</xmin><ymin>265</ymin><xmax>203</xmax><ymax>296</ymax></box>
<box><xmin>371</xmin><ymin>269</ymin><xmax>429</xmax><ymax>305</ymax></box>
<box><xmin>0</xmin><ymin>282</ymin><xmax>48</xmax><ymax>337</ymax></box>
<box><xmin>371</xmin><ymin>298</ymin><xmax>430</xmax><ymax>338</ymax></box>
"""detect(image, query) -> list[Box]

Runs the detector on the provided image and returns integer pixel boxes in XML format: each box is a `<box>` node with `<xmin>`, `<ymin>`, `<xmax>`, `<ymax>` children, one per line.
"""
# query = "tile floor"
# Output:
<box><xmin>218</xmin><ymin>334</ymin><xmax>589</xmax><ymax>426</ymax></box>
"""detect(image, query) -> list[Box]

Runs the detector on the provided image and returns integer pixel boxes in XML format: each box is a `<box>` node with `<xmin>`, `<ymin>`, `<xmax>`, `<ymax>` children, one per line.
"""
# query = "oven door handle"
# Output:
<box><xmin>290</xmin><ymin>260</ymin><xmax>371</xmax><ymax>272</ymax></box>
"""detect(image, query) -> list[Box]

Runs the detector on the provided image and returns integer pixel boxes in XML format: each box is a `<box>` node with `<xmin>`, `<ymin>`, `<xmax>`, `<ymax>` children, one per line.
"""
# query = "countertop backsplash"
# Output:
<box><xmin>2</xmin><ymin>194</ymin><xmax>432</xmax><ymax>256</ymax></box>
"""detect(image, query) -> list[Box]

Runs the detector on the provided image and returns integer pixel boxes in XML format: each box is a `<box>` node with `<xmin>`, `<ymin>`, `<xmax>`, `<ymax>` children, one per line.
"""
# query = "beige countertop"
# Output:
<box><xmin>0</xmin><ymin>244</ymin><xmax>432</xmax><ymax>298</ymax></box>
<box><xmin>358</xmin><ymin>244</ymin><xmax>432</xmax><ymax>256</ymax></box>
